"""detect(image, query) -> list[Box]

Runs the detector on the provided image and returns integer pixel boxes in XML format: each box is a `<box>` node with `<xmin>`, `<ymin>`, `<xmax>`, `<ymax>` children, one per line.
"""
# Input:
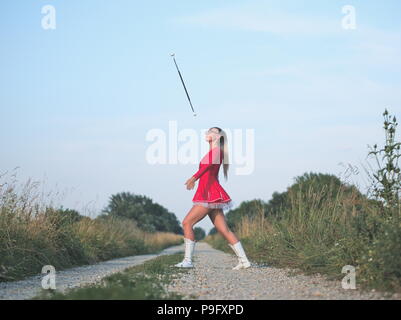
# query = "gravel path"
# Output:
<box><xmin>0</xmin><ymin>244</ymin><xmax>184</xmax><ymax>300</ymax></box>
<box><xmin>2</xmin><ymin>241</ymin><xmax>399</xmax><ymax>300</ymax></box>
<box><xmin>167</xmin><ymin>242</ymin><xmax>400</xmax><ymax>300</ymax></box>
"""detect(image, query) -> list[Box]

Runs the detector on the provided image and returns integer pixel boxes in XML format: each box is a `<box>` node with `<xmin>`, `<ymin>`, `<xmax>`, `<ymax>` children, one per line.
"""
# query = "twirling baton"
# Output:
<box><xmin>170</xmin><ymin>53</ymin><xmax>197</xmax><ymax>117</ymax></box>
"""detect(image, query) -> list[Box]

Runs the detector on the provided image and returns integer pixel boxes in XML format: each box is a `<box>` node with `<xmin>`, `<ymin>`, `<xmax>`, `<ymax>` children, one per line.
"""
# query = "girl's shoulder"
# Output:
<box><xmin>200</xmin><ymin>147</ymin><xmax>223</xmax><ymax>163</ymax></box>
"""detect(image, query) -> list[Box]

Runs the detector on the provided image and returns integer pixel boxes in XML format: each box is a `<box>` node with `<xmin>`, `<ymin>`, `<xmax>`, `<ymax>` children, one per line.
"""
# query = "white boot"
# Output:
<box><xmin>228</xmin><ymin>243</ymin><xmax>241</xmax><ymax>266</ymax></box>
<box><xmin>229</xmin><ymin>241</ymin><xmax>251</xmax><ymax>270</ymax></box>
<box><xmin>175</xmin><ymin>238</ymin><xmax>195</xmax><ymax>268</ymax></box>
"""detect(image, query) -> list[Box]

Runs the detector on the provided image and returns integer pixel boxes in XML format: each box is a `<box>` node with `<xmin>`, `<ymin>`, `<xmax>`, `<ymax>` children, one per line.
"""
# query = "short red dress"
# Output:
<box><xmin>192</xmin><ymin>146</ymin><xmax>234</xmax><ymax>212</ymax></box>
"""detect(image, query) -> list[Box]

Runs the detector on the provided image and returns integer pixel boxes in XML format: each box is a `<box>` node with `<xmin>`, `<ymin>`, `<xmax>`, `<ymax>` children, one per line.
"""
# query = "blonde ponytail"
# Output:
<box><xmin>212</xmin><ymin>127</ymin><xmax>229</xmax><ymax>181</ymax></box>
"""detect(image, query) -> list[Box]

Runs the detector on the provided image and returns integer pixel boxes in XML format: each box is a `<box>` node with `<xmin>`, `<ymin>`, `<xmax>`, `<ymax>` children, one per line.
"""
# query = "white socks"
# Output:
<box><xmin>174</xmin><ymin>238</ymin><xmax>251</xmax><ymax>270</ymax></box>
<box><xmin>229</xmin><ymin>241</ymin><xmax>251</xmax><ymax>270</ymax></box>
<box><xmin>175</xmin><ymin>237</ymin><xmax>196</xmax><ymax>268</ymax></box>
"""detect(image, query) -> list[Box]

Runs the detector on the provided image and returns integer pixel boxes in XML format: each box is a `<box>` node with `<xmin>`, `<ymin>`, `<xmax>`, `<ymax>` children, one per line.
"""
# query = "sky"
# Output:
<box><xmin>0</xmin><ymin>0</ymin><xmax>400</xmax><ymax>233</ymax></box>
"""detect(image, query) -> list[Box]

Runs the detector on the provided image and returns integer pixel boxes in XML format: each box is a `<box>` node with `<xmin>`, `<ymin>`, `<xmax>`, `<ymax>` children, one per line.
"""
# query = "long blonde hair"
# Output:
<box><xmin>211</xmin><ymin>127</ymin><xmax>229</xmax><ymax>181</ymax></box>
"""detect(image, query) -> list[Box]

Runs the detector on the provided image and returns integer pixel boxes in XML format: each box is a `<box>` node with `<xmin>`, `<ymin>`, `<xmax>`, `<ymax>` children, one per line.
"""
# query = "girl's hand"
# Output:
<box><xmin>185</xmin><ymin>177</ymin><xmax>196</xmax><ymax>190</ymax></box>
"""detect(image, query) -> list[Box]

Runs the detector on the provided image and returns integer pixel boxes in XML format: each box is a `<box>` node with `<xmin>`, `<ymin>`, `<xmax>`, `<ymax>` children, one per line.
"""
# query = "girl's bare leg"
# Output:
<box><xmin>208</xmin><ymin>209</ymin><xmax>239</xmax><ymax>245</ymax></box>
<box><xmin>182</xmin><ymin>205</ymin><xmax>212</xmax><ymax>241</ymax></box>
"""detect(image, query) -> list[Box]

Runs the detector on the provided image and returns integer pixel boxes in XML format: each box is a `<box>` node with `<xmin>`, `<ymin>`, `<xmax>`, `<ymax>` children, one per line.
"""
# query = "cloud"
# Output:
<box><xmin>172</xmin><ymin>5</ymin><xmax>342</xmax><ymax>35</ymax></box>
<box><xmin>349</xmin><ymin>27</ymin><xmax>401</xmax><ymax>69</ymax></box>
<box><xmin>172</xmin><ymin>4</ymin><xmax>401</xmax><ymax>69</ymax></box>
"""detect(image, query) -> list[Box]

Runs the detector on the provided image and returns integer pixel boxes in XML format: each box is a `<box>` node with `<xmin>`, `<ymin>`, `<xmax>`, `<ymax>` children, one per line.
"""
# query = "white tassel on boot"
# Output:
<box><xmin>229</xmin><ymin>241</ymin><xmax>251</xmax><ymax>270</ymax></box>
<box><xmin>174</xmin><ymin>238</ymin><xmax>196</xmax><ymax>268</ymax></box>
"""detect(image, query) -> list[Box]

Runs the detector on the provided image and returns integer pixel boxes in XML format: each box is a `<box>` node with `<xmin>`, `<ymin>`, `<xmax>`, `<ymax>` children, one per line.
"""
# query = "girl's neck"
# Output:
<box><xmin>209</xmin><ymin>141</ymin><xmax>220</xmax><ymax>150</ymax></box>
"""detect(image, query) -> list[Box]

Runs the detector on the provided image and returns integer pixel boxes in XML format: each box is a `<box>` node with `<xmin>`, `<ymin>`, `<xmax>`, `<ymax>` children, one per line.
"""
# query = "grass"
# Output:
<box><xmin>33</xmin><ymin>253</ymin><xmax>195</xmax><ymax>300</ymax></box>
<box><xmin>205</xmin><ymin>183</ymin><xmax>401</xmax><ymax>293</ymax></box>
<box><xmin>0</xmin><ymin>172</ymin><xmax>183</xmax><ymax>282</ymax></box>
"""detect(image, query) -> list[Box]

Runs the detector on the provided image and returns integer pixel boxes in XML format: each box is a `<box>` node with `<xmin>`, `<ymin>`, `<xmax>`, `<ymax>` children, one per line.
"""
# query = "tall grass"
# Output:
<box><xmin>207</xmin><ymin>109</ymin><xmax>401</xmax><ymax>292</ymax></box>
<box><xmin>0</xmin><ymin>171</ymin><xmax>183</xmax><ymax>282</ymax></box>
<box><xmin>206</xmin><ymin>183</ymin><xmax>401</xmax><ymax>292</ymax></box>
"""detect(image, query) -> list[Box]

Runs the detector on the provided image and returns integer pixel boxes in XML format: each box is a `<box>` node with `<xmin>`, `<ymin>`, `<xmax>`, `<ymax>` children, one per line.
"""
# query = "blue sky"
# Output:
<box><xmin>1</xmin><ymin>0</ymin><xmax>400</xmax><ymax>233</ymax></box>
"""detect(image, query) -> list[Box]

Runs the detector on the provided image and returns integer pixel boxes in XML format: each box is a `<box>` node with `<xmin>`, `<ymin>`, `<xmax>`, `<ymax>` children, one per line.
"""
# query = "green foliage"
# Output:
<box><xmin>0</xmin><ymin>191</ymin><xmax>182</xmax><ymax>282</ymax></box>
<box><xmin>282</xmin><ymin>172</ymin><xmax>366</xmax><ymax>216</ymax></box>
<box><xmin>208</xmin><ymin>227</ymin><xmax>218</xmax><ymax>236</ymax></box>
<box><xmin>366</xmin><ymin>108</ymin><xmax>401</xmax><ymax>210</ymax></box>
<box><xmin>193</xmin><ymin>227</ymin><xmax>205</xmax><ymax>240</ymax></box>
<box><xmin>264</xmin><ymin>191</ymin><xmax>288</xmax><ymax>216</ymax></box>
<box><xmin>35</xmin><ymin>254</ymin><xmax>191</xmax><ymax>300</ymax></box>
<box><xmin>101</xmin><ymin>192</ymin><xmax>182</xmax><ymax>233</ymax></box>
<box><xmin>356</xmin><ymin>214</ymin><xmax>401</xmax><ymax>291</ymax></box>
<box><xmin>206</xmin><ymin>109</ymin><xmax>401</xmax><ymax>292</ymax></box>
<box><xmin>54</xmin><ymin>206</ymin><xmax>85</xmax><ymax>224</ymax></box>
<box><xmin>225</xmin><ymin>199</ymin><xmax>266</xmax><ymax>228</ymax></box>
<box><xmin>225</xmin><ymin>172</ymin><xmax>366</xmax><ymax>228</ymax></box>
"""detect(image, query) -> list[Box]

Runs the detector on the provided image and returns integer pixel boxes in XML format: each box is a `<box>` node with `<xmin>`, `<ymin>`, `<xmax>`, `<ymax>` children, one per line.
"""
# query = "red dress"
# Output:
<box><xmin>192</xmin><ymin>146</ymin><xmax>234</xmax><ymax>212</ymax></box>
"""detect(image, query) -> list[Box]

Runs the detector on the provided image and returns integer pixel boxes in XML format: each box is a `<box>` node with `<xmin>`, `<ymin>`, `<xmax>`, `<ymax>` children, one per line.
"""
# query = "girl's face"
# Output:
<box><xmin>205</xmin><ymin>128</ymin><xmax>221</xmax><ymax>142</ymax></box>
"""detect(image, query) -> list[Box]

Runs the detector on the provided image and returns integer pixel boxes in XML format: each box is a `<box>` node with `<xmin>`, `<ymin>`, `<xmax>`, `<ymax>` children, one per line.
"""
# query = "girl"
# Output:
<box><xmin>174</xmin><ymin>127</ymin><xmax>251</xmax><ymax>270</ymax></box>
